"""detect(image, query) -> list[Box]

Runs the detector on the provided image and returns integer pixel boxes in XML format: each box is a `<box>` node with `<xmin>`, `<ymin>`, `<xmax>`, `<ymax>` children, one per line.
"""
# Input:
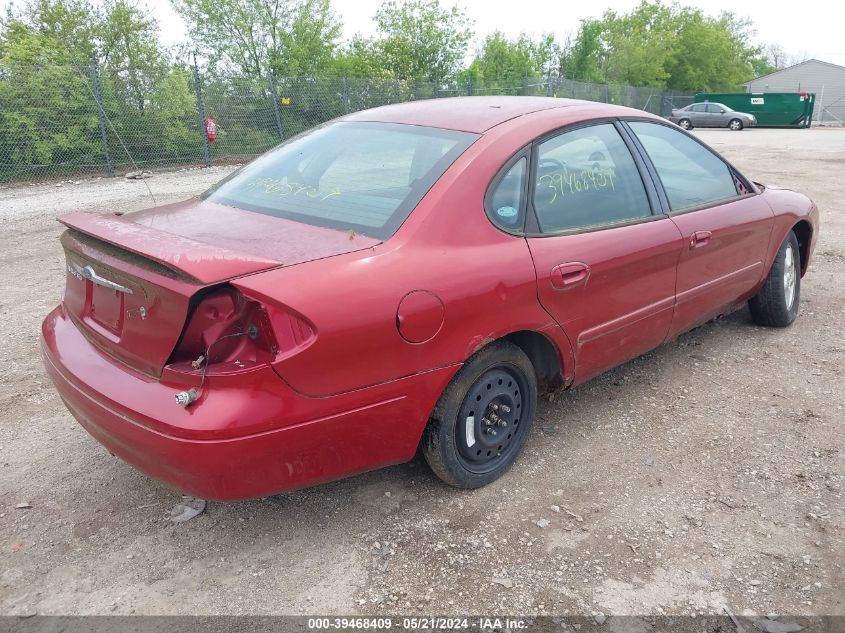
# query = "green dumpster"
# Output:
<box><xmin>694</xmin><ymin>92</ymin><xmax>815</xmax><ymax>128</ymax></box>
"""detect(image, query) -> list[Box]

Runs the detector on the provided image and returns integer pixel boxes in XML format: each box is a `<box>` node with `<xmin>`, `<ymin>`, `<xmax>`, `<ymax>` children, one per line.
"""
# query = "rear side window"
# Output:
<box><xmin>628</xmin><ymin>122</ymin><xmax>738</xmax><ymax>211</ymax></box>
<box><xmin>203</xmin><ymin>122</ymin><xmax>478</xmax><ymax>239</ymax></box>
<box><xmin>487</xmin><ymin>157</ymin><xmax>526</xmax><ymax>231</ymax></box>
<box><xmin>532</xmin><ymin>123</ymin><xmax>652</xmax><ymax>233</ymax></box>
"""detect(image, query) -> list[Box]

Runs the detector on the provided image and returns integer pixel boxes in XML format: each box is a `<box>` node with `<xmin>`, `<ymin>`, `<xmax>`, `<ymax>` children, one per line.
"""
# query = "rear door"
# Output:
<box><xmin>523</xmin><ymin>121</ymin><xmax>683</xmax><ymax>384</ymax></box>
<box><xmin>625</xmin><ymin>121</ymin><xmax>774</xmax><ymax>338</ymax></box>
<box><xmin>688</xmin><ymin>104</ymin><xmax>709</xmax><ymax>126</ymax></box>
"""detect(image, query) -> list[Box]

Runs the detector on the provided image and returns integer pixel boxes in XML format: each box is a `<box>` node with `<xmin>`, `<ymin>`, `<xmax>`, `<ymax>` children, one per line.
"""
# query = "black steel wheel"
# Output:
<box><xmin>422</xmin><ymin>341</ymin><xmax>537</xmax><ymax>488</ymax></box>
<box><xmin>455</xmin><ymin>368</ymin><xmax>527</xmax><ymax>474</ymax></box>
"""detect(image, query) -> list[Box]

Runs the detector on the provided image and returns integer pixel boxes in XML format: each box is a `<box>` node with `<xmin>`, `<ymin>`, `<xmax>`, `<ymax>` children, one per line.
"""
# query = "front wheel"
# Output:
<box><xmin>422</xmin><ymin>341</ymin><xmax>537</xmax><ymax>488</ymax></box>
<box><xmin>729</xmin><ymin>118</ymin><xmax>744</xmax><ymax>131</ymax></box>
<box><xmin>749</xmin><ymin>231</ymin><xmax>801</xmax><ymax>327</ymax></box>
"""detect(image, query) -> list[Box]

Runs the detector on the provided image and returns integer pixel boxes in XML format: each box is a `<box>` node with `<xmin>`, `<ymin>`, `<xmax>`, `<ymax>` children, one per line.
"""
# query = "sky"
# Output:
<box><xmin>3</xmin><ymin>0</ymin><xmax>844</xmax><ymax>68</ymax></box>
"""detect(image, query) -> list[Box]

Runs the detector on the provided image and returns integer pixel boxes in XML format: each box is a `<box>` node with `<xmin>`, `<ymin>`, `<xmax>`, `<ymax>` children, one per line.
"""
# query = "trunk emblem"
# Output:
<box><xmin>68</xmin><ymin>263</ymin><xmax>133</xmax><ymax>295</ymax></box>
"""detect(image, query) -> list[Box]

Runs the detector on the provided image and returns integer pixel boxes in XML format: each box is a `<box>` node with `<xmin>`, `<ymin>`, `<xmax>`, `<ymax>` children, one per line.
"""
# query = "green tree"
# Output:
<box><xmin>563</xmin><ymin>19</ymin><xmax>605</xmax><ymax>83</ymax></box>
<box><xmin>564</xmin><ymin>2</ymin><xmax>676</xmax><ymax>86</ymax></box>
<box><xmin>562</xmin><ymin>1</ymin><xmax>763</xmax><ymax>91</ymax></box>
<box><xmin>0</xmin><ymin>0</ymin><xmax>98</xmax><ymax>65</ymax></box>
<box><xmin>601</xmin><ymin>2</ymin><xmax>676</xmax><ymax>86</ymax></box>
<box><xmin>665</xmin><ymin>9</ymin><xmax>758</xmax><ymax>91</ymax></box>
<box><xmin>0</xmin><ymin>0</ymin><xmax>201</xmax><ymax>177</ymax></box>
<box><xmin>99</xmin><ymin>0</ymin><xmax>168</xmax><ymax>112</ymax></box>
<box><xmin>330</xmin><ymin>35</ymin><xmax>390</xmax><ymax>78</ymax></box>
<box><xmin>283</xmin><ymin>0</ymin><xmax>341</xmax><ymax>75</ymax></box>
<box><xmin>171</xmin><ymin>0</ymin><xmax>342</xmax><ymax>78</ymax></box>
<box><xmin>371</xmin><ymin>0</ymin><xmax>473</xmax><ymax>82</ymax></box>
<box><xmin>0</xmin><ymin>0</ymin><xmax>102</xmax><ymax>176</ymax></box>
<box><xmin>749</xmin><ymin>55</ymin><xmax>776</xmax><ymax>79</ymax></box>
<box><xmin>467</xmin><ymin>31</ymin><xmax>560</xmax><ymax>87</ymax></box>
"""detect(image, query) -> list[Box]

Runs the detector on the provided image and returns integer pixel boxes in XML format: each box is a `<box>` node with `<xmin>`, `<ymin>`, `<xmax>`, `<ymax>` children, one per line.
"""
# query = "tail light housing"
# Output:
<box><xmin>165</xmin><ymin>285</ymin><xmax>314</xmax><ymax>379</ymax></box>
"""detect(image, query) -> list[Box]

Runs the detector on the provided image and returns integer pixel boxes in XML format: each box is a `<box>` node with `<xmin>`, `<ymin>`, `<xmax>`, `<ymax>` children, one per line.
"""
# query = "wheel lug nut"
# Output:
<box><xmin>487</xmin><ymin>428</ymin><xmax>497</xmax><ymax>436</ymax></box>
<box><xmin>482</xmin><ymin>417</ymin><xmax>493</xmax><ymax>426</ymax></box>
<box><xmin>499</xmin><ymin>404</ymin><xmax>512</xmax><ymax>413</ymax></box>
<box><xmin>489</xmin><ymin>412</ymin><xmax>500</xmax><ymax>423</ymax></box>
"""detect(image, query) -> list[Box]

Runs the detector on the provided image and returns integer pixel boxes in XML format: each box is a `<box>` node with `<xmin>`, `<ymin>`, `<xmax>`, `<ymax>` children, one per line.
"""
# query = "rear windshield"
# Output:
<box><xmin>202</xmin><ymin>121</ymin><xmax>479</xmax><ymax>239</ymax></box>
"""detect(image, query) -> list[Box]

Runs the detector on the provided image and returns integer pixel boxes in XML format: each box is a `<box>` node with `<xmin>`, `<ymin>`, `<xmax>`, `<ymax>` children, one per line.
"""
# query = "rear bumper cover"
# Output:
<box><xmin>41</xmin><ymin>304</ymin><xmax>458</xmax><ymax>500</ymax></box>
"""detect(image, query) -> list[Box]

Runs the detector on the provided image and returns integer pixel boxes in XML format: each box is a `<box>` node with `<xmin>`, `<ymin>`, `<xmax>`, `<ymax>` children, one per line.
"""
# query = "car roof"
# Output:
<box><xmin>341</xmin><ymin>96</ymin><xmax>634</xmax><ymax>134</ymax></box>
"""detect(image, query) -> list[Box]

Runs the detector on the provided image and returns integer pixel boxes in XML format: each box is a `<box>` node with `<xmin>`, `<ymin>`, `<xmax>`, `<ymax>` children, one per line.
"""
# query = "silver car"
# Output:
<box><xmin>667</xmin><ymin>102</ymin><xmax>757</xmax><ymax>131</ymax></box>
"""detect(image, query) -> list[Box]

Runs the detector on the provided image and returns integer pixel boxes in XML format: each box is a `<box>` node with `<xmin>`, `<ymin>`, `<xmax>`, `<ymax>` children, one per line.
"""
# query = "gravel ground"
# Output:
<box><xmin>0</xmin><ymin>129</ymin><xmax>843</xmax><ymax>619</ymax></box>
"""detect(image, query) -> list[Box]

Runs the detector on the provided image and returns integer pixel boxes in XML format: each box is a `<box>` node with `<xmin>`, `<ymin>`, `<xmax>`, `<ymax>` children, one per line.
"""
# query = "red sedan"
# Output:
<box><xmin>41</xmin><ymin>97</ymin><xmax>819</xmax><ymax>500</ymax></box>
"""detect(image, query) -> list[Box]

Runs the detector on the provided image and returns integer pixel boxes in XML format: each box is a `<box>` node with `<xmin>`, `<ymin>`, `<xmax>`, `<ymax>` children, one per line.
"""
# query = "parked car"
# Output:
<box><xmin>668</xmin><ymin>102</ymin><xmax>757</xmax><ymax>130</ymax></box>
<box><xmin>42</xmin><ymin>97</ymin><xmax>817</xmax><ymax>500</ymax></box>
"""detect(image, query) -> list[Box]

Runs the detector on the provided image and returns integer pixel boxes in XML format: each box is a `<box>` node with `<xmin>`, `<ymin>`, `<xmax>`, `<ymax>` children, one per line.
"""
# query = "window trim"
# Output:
<box><xmin>617</xmin><ymin>122</ymin><xmax>671</xmax><ymax>215</ymax></box>
<box><xmin>620</xmin><ymin>118</ymin><xmax>758</xmax><ymax>218</ymax></box>
<box><xmin>483</xmin><ymin>147</ymin><xmax>532</xmax><ymax>236</ymax></box>
<box><xmin>523</xmin><ymin>118</ymin><xmax>665</xmax><ymax>238</ymax></box>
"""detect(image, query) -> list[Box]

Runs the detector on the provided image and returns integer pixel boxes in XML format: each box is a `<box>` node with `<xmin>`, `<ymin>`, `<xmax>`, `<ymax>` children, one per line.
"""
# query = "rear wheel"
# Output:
<box><xmin>422</xmin><ymin>341</ymin><xmax>537</xmax><ymax>488</ymax></box>
<box><xmin>749</xmin><ymin>231</ymin><xmax>801</xmax><ymax>327</ymax></box>
<box><xmin>729</xmin><ymin>118</ymin><xmax>744</xmax><ymax>131</ymax></box>
<box><xmin>678</xmin><ymin>118</ymin><xmax>693</xmax><ymax>130</ymax></box>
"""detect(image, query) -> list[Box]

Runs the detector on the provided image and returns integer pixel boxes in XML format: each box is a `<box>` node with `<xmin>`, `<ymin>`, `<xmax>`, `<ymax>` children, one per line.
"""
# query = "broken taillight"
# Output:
<box><xmin>165</xmin><ymin>285</ymin><xmax>314</xmax><ymax>378</ymax></box>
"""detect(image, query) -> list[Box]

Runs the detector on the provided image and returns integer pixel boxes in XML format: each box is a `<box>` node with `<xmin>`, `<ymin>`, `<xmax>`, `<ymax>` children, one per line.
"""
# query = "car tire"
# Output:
<box><xmin>422</xmin><ymin>340</ymin><xmax>537</xmax><ymax>488</ymax></box>
<box><xmin>749</xmin><ymin>231</ymin><xmax>801</xmax><ymax>327</ymax></box>
<box><xmin>729</xmin><ymin>118</ymin><xmax>744</xmax><ymax>131</ymax></box>
<box><xmin>678</xmin><ymin>118</ymin><xmax>693</xmax><ymax>130</ymax></box>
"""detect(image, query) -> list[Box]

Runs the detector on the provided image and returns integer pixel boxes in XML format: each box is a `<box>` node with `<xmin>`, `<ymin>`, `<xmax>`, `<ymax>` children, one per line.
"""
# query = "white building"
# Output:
<box><xmin>743</xmin><ymin>59</ymin><xmax>845</xmax><ymax>125</ymax></box>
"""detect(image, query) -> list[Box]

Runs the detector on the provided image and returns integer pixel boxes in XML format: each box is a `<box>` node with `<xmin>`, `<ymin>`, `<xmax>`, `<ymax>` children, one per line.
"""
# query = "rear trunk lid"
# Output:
<box><xmin>58</xmin><ymin>200</ymin><xmax>379</xmax><ymax>377</ymax></box>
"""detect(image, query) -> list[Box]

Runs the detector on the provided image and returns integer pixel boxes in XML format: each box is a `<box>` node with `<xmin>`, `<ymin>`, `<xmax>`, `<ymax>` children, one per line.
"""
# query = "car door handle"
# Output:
<box><xmin>551</xmin><ymin>262</ymin><xmax>590</xmax><ymax>290</ymax></box>
<box><xmin>689</xmin><ymin>231</ymin><xmax>712</xmax><ymax>249</ymax></box>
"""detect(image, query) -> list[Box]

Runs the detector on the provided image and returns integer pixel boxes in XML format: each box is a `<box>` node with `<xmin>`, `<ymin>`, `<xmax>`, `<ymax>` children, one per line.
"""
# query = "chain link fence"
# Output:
<box><xmin>817</xmin><ymin>94</ymin><xmax>845</xmax><ymax>125</ymax></box>
<box><xmin>0</xmin><ymin>60</ymin><xmax>697</xmax><ymax>183</ymax></box>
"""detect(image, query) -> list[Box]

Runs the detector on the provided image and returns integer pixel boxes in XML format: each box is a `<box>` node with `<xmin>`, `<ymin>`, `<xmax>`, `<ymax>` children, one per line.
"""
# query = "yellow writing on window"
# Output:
<box><xmin>243</xmin><ymin>177</ymin><xmax>341</xmax><ymax>201</ymax></box>
<box><xmin>537</xmin><ymin>167</ymin><xmax>616</xmax><ymax>205</ymax></box>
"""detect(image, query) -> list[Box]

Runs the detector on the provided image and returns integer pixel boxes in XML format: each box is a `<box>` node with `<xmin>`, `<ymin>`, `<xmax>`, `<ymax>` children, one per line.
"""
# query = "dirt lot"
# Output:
<box><xmin>0</xmin><ymin>128</ymin><xmax>843</xmax><ymax>619</ymax></box>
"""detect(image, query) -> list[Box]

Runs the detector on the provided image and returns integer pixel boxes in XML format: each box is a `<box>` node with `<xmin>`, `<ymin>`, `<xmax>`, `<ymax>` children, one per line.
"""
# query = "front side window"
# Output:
<box><xmin>628</xmin><ymin>121</ymin><xmax>739</xmax><ymax>212</ymax></box>
<box><xmin>706</xmin><ymin>104</ymin><xmax>725</xmax><ymax>113</ymax></box>
<box><xmin>531</xmin><ymin>123</ymin><xmax>652</xmax><ymax>233</ymax></box>
<box><xmin>203</xmin><ymin>122</ymin><xmax>479</xmax><ymax>239</ymax></box>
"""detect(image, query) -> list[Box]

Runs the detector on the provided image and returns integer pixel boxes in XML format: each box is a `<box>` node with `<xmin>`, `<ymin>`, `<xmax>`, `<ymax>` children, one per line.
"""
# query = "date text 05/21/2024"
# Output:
<box><xmin>306</xmin><ymin>617</ymin><xmax>529</xmax><ymax>630</ymax></box>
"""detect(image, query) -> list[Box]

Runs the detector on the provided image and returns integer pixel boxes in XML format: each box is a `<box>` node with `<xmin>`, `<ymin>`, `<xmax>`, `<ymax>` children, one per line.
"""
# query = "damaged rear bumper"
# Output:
<box><xmin>41</xmin><ymin>304</ymin><xmax>458</xmax><ymax>500</ymax></box>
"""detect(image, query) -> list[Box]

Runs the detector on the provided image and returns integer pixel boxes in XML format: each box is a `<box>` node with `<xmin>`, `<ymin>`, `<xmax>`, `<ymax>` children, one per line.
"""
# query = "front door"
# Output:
<box><xmin>626</xmin><ymin>121</ymin><xmax>774</xmax><ymax>338</ymax></box>
<box><xmin>524</xmin><ymin>122</ymin><xmax>683</xmax><ymax>385</ymax></box>
<box><xmin>706</xmin><ymin>103</ymin><xmax>730</xmax><ymax>127</ymax></box>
